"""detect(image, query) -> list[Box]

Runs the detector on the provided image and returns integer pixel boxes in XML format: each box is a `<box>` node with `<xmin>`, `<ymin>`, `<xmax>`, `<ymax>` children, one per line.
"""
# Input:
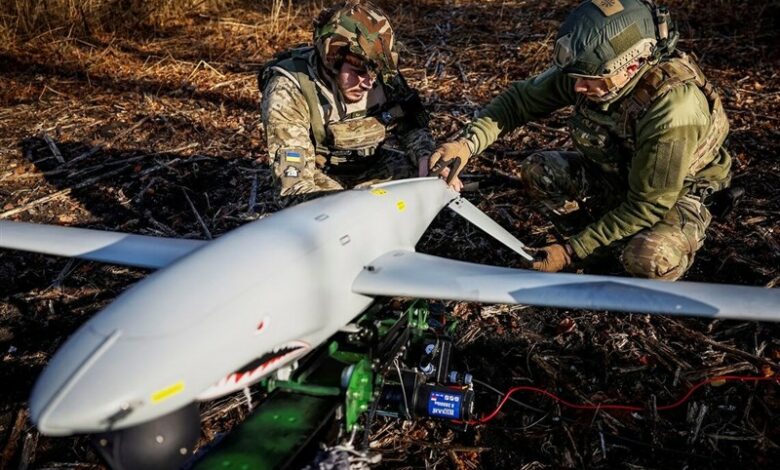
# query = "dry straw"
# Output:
<box><xmin>1</xmin><ymin>0</ymin><xmax>229</xmax><ymax>36</ymax></box>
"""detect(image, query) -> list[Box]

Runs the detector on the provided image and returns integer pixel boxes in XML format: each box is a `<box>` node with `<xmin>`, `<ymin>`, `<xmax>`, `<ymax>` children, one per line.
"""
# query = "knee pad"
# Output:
<box><xmin>621</xmin><ymin>228</ymin><xmax>690</xmax><ymax>281</ymax></box>
<box><xmin>518</xmin><ymin>152</ymin><xmax>572</xmax><ymax>201</ymax></box>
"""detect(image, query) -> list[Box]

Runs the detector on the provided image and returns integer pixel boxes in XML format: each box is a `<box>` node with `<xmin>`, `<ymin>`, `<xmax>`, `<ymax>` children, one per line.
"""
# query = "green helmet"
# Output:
<box><xmin>313</xmin><ymin>1</ymin><xmax>398</xmax><ymax>78</ymax></box>
<box><xmin>553</xmin><ymin>0</ymin><xmax>678</xmax><ymax>78</ymax></box>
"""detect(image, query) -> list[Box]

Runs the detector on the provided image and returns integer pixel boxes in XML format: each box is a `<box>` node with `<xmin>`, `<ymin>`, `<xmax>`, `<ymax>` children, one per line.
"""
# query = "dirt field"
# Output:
<box><xmin>1</xmin><ymin>0</ymin><xmax>779</xmax><ymax>468</ymax></box>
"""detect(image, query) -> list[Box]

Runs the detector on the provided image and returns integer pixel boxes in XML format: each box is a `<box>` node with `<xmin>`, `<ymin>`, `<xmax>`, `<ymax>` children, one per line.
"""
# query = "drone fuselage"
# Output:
<box><xmin>30</xmin><ymin>178</ymin><xmax>453</xmax><ymax>435</ymax></box>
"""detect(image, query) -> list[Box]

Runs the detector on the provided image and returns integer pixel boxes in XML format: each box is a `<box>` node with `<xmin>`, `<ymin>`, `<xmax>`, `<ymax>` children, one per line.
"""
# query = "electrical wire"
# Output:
<box><xmin>472</xmin><ymin>378</ymin><xmax>546</xmax><ymax>414</ymax></box>
<box><xmin>394</xmin><ymin>358</ymin><xmax>412</xmax><ymax>420</ymax></box>
<box><xmin>466</xmin><ymin>374</ymin><xmax>780</xmax><ymax>425</ymax></box>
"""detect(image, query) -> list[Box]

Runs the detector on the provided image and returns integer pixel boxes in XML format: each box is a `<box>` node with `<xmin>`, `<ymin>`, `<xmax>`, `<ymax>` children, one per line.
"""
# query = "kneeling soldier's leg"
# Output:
<box><xmin>519</xmin><ymin>151</ymin><xmax>609</xmax><ymax>235</ymax></box>
<box><xmin>518</xmin><ymin>151</ymin><xmax>587</xmax><ymax>212</ymax></box>
<box><xmin>621</xmin><ymin>196</ymin><xmax>712</xmax><ymax>280</ymax></box>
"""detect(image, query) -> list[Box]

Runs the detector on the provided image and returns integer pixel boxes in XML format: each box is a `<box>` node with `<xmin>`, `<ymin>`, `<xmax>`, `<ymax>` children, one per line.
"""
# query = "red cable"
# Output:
<box><xmin>468</xmin><ymin>375</ymin><xmax>779</xmax><ymax>425</ymax></box>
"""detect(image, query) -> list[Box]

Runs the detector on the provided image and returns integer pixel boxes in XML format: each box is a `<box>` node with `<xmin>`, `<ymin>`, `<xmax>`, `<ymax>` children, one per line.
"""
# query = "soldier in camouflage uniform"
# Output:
<box><xmin>430</xmin><ymin>0</ymin><xmax>731</xmax><ymax>281</ymax></box>
<box><xmin>260</xmin><ymin>0</ymin><xmax>435</xmax><ymax>196</ymax></box>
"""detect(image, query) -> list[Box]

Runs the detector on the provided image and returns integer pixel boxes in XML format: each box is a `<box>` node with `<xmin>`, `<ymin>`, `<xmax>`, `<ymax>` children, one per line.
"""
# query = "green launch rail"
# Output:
<box><xmin>194</xmin><ymin>301</ymin><xmax>431</xmax><ymax>469</ymax></box>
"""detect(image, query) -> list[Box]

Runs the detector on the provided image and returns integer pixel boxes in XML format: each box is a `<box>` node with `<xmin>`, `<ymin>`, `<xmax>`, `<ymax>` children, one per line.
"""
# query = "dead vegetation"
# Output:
<box><xmin>1</xmin><ymin>0</ymin><xmax>779</xmax><ymax>468</ymax></box>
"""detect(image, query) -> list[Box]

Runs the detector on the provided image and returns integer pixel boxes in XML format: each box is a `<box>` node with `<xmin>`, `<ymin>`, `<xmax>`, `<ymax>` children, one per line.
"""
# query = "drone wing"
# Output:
<box><xmin>0</xmin><ymin>221</ymin><xmax>206</xmax><ymax>269</ymax></box>
<box><xmin>353</xmin><ymin>250</ymin><xmax>780</xmax><ymax>322</ymax></box>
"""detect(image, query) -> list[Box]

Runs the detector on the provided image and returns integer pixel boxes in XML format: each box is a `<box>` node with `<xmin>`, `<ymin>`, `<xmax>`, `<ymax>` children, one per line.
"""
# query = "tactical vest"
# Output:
<box><xmin>260</xmin><ymin>47</ymin><xmax>396</xmax><ymax>164</ymax></box>
<box><xmin>569</xmin><ymin>52</ymin><xmax>729</xmax><ymax>182</ymax></box>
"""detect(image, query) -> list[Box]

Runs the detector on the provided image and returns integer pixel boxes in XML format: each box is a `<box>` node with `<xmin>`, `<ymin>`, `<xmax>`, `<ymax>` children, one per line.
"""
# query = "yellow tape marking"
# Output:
<box><xmin>370</xmin><ymin>188</ymin><xmax>388</xmax><ymax>196</ymax></box>
<box><xmin>396</xmin><ymin>200</ymin><xmax>406</xmax><ymax>212</ymax></box>
<box><xmin>151</xmin><ymin>381</ymin><xmax>185</xmax><ymax>404</ymax></box>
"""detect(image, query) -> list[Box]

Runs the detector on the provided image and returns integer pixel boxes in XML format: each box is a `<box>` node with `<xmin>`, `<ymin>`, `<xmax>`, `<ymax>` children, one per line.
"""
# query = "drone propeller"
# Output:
<box><xmin>446</xmin><ymin>195</ymin><xmax>534</xmax><ymax>261</ymax></box>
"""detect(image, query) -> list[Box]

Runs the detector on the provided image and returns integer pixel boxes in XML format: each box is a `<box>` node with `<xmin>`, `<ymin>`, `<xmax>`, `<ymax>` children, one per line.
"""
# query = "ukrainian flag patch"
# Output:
<box><xmin>285</xmin><ymin>151</ymin><xmax>302</xmax><ymax>163</ymax></box>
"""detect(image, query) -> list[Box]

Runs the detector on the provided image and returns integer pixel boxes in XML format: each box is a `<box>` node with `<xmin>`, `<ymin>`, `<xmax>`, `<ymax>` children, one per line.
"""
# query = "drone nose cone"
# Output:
<box><xmin>30</xmin><ymin>327</ymin><xmax>122</xmax><ymax>435</ymax></box>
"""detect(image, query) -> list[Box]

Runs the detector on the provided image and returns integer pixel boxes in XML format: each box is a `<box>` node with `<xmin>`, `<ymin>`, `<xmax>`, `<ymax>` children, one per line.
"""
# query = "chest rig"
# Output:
<box><xmin>569</xmin><ymin>52</ymin><xmax>729</xmax><ymax>178</ymax></box>
<box><xmin>260</xmin><ymin>47</ymin><xmax>395</xmax><ymax>165</ymax></box>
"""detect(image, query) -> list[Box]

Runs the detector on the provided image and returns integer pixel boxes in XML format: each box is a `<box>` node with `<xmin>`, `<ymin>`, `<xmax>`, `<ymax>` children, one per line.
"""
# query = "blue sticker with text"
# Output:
<box><xmin>428</xmin><ymin>390</ymin><xmax>461</xmax><ymax>419</ymax></box>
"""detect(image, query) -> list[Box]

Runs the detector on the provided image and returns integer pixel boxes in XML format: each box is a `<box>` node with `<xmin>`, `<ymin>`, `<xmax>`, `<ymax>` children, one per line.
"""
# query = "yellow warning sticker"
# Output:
<box><xmin>592</xmin><ymin>0</ymin><xmax>624</xmax><ymax>17</ymax></box>
<box><xmin>371</xmin><ymin>188</ymin><xmax>388</xmax><ymax>196</ymax></box>
<box><xmin>396</xmin><ymin>200</ymin><xmax>406</xmax><ymax>212</ymax></box>
<box><xmin>151</xmin><ymin>381</ymin><xmax>185</xmax><ymax>404</ymax></box>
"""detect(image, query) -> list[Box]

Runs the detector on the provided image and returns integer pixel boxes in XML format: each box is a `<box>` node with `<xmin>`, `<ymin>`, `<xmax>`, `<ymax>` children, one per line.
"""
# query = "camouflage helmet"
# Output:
<box><xmin>553</xmin><ymin>0</ymin><xmax>677</xmax><ymax>78</ymax></box>
<box><xmin>313</xmin><ymin>1</ymin><xmax>398</xmax><ymax>77</ymax></box>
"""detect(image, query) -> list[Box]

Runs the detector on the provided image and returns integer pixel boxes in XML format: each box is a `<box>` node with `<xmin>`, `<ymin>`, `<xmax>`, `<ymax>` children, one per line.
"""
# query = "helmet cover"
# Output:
<box><xmin>553</xmin><ymin>0</ymin><xmax>661</xmax><ymax>78</ymax></box>
<box><xmin>314</xmin><ymin>1</ymin><xmax>398</xmax><ymax>77</ymax></box>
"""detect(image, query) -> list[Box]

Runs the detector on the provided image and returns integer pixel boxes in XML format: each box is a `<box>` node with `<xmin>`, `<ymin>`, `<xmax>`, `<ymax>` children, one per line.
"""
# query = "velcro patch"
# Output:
<box><xmin>283</xmin><ymin>165</ymin><xmax>300</xmax><ymax>178</ymax></box>
<box><xmin>592</xmin><ymin>0</ymin><xmax>624</xmax><ymax>17</ymax></box>
<box><xmin>609</xmin><ymin>23</ymin><xmax>642</xmax><ymax>55</ymax></box>
<box><xmin>652</xmin><ymin>140</ymin><xmax>685</xmax><ymax>188</ymax></box>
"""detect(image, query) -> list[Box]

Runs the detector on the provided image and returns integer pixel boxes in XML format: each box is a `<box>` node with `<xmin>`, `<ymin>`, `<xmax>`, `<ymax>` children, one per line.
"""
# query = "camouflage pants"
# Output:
<box><xmin>519</xmin><ymin>151</ymin><xmax>712</xmax><ymax>281</ymax></box>
<box><xmin>276</xmin><ymin>148</ymin><xmax>417</xmax><ymax>195</ymax></box>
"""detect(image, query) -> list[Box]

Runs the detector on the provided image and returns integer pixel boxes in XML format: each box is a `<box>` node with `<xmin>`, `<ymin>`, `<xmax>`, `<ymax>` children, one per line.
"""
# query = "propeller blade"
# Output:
<box><xmin>446</xmin><ymin>196</ymin><xmax>533</xmax><ymax>261</ymax></box>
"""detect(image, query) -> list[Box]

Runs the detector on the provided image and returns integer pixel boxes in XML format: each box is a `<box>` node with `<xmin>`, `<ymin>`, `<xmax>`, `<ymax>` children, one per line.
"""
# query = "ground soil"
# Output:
<box><xmin>1</xmin><ymin>1</ymin><xmax>779</xmax><ymax>469</ymax></box>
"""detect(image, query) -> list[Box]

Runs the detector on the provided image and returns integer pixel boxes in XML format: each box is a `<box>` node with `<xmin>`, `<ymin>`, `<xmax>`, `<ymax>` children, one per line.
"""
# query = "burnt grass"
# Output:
<box><xmin>1</xmin><ymin>1</ymin><xmax>779</xmax><ymax>469</ymax></box>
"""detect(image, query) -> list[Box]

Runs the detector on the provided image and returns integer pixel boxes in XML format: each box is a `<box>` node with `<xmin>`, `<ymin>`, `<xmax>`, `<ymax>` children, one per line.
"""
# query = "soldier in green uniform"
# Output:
<box><xmin>260</xmin><ymin>0</ymin><xmax>434</xmax><ymax>196</ymax></box>
<box><xmin>430</xmin><ymin>0</ymin><xmax>731</xmax><ymax>281</ymax></box>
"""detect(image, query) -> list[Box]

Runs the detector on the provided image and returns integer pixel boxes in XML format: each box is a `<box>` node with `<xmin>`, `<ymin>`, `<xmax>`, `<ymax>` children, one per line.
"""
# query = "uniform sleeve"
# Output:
<box><xmin>465</xmin><ymin>67</ymin><xmax>578</xmax><ymax>155</ymax></box>
<box><xmin>261</xmin><ymin>73</ymin><xmax>319</xmax><ymax>195</ymax></box>
<box><xmin>398</xmin><ymin>127</ymin><xmax>435</xmax><ymax>167</ymax></box>
<box><xmin>381</xmin><ymin>74</ymin><xmax>435</xmax><ymax>167</ymax></box>
<box><xmin>568</xmin><ymin>83</ymin><xmax>712</xmax><ymax>258</ymax></box>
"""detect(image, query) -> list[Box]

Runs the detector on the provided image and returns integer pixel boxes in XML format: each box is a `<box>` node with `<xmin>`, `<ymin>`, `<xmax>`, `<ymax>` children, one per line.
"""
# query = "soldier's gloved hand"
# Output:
<box><xmin>429</xmin><ymin>139</ymin><xmax>472</xmax><ymax>187</ymax></box>
<box><xmin>531</xmin><ymin>243</ymin><xmax>574</xmax><ymax>272</ymax></box>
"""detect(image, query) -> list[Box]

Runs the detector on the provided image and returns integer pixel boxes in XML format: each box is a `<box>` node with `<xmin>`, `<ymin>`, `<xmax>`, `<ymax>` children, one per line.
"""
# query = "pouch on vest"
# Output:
<box><xmin>327</xmin><ymin>116</ymin><xmax>387</xmax><ymax>158</ymax></box>
<box><xmin>568</xmin><ymin>113</ymin><xmax>624</xmax><ymax>172</ymax></box>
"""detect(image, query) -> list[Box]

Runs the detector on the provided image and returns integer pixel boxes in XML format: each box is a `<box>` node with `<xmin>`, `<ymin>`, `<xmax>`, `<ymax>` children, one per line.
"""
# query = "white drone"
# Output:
<box><xmin>1</xmin><ymin>177</ymin><xmax>776</xmax><ymax>468</ymax></box>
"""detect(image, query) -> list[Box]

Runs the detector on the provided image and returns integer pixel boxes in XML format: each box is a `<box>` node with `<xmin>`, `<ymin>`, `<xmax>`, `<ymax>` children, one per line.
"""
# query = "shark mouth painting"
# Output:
<box><xmin>197</xmin><ymin>341</ymin><xmax>310</xmax><ymax>400</ymax></box>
